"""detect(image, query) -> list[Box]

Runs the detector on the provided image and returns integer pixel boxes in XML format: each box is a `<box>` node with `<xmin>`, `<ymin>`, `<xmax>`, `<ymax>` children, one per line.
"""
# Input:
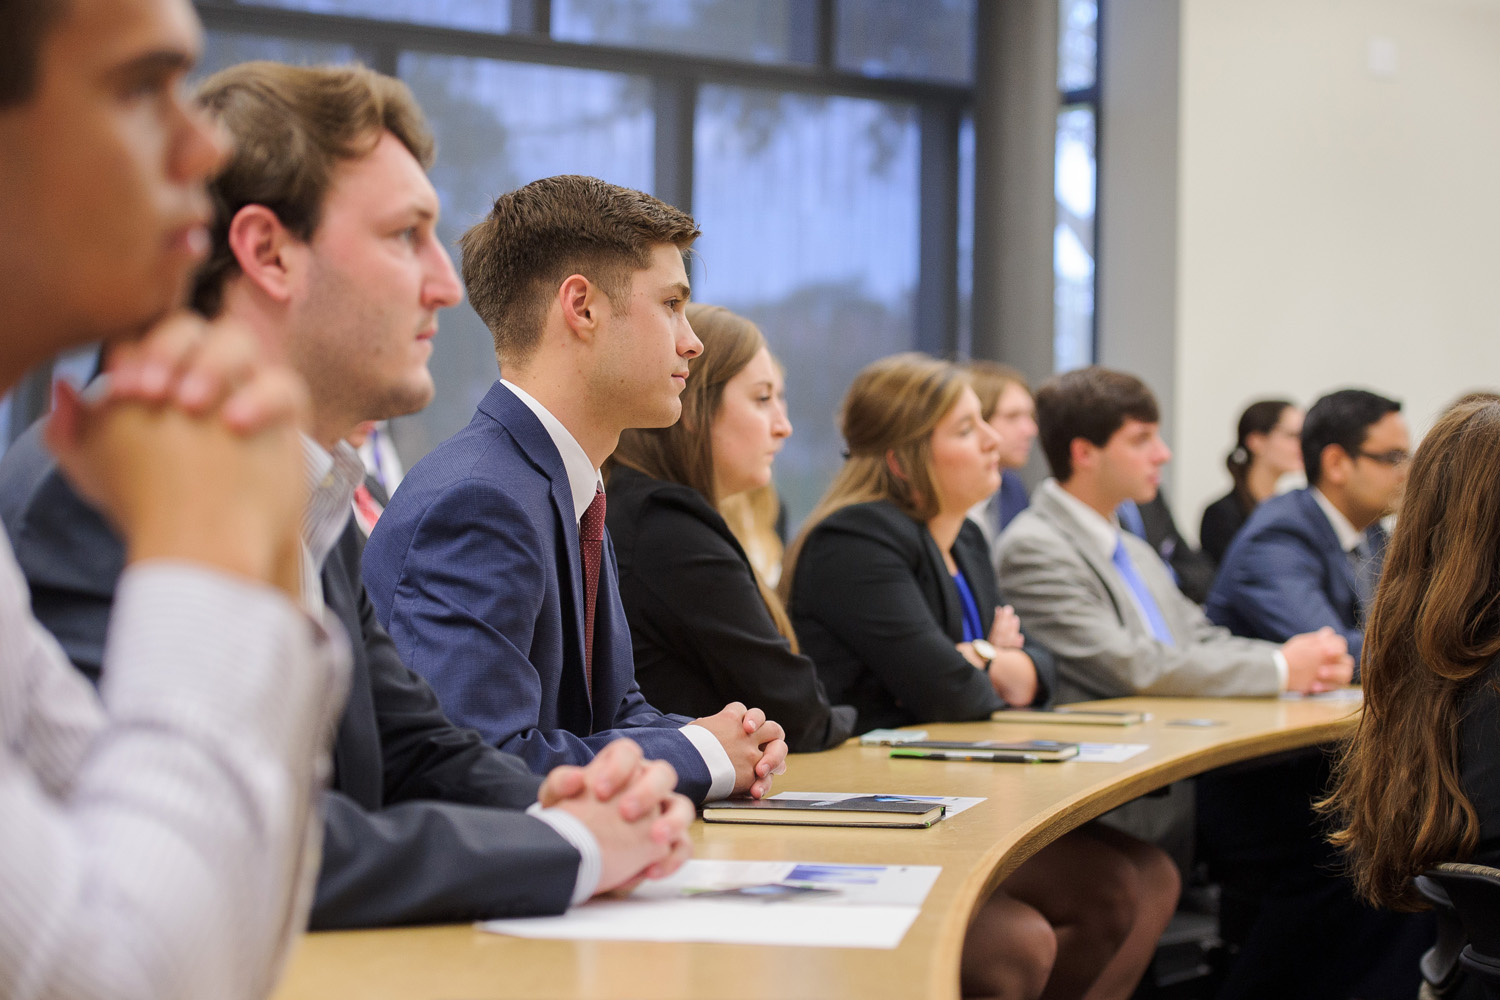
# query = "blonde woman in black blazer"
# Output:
<box><xmin>785</xmin><ymin>354</ymin><xmax>1181</xmax><ymax>1000</ymax></box>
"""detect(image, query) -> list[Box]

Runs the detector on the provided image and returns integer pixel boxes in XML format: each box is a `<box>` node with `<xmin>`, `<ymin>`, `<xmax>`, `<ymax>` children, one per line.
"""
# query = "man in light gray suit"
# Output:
<box><xmin>995</xmin><ymin>366</ymin><xmax>1352</xmax><ymax>704</ymax></box>
<box><xmin>997</xmin><ymin>367</ymin><xmax>1427</xmax><ymax>1000</ymax></box>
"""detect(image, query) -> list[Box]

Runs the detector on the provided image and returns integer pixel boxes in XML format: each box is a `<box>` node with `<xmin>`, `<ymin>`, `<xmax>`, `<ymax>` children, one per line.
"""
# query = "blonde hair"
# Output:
<box><xmin>610</xmin><ymin>303</ymin><xmax>798</xmax><ymax>649</ymax></box>
<box><xmin>720</xmin><ymin>483</ymin><xmax>786</xmax><ymax>587</ymax></box>
<box><xmin>964</xmin><ymin>360</ymin><xmax>1030</xmax><ymax>422</ymax></box>
<box><xmin>782</xmin><ymin>353</ymin><xmax>969</xmax><ymax>598</ymax></box>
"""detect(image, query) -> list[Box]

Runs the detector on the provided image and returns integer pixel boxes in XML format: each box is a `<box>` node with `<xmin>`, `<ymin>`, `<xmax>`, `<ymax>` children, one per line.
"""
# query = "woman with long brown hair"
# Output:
<box><xmin>784</xmin><ymin>353</ymin><xmax>1180</xmax><ymax>1000</ymax></box>
<box><xmin>606</xmin><ymin>303</ymin><xmax>856</xmax><ymax>753</ymax></box>
<box><xmin>1325</xmin><ymin>395</ymin><xmax>1500</xmax><ymax>908</ymax></box>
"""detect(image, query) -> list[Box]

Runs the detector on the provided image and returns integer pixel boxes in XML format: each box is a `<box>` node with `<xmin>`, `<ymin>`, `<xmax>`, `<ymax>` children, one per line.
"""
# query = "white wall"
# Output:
<box><xmin>1171</xmin><ymin>0</ymin><xmax>1500</xmax><ymax>541</ymax></box>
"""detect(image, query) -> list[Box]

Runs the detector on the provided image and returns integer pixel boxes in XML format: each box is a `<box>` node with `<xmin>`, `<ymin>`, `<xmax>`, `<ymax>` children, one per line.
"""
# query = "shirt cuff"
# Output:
<box><xmin>1272</xmin><ymin>649</ymin><xmax>1289</xmax><ymax>691</ymax></box>
<box><xmin>527</xmin><ymin>803</ymin><xmax>601</xmax><ymax>906</ymax></box>
<box><xmin>680</xmin><ymin>723</ymin><xmax>736</xmax><ymax>801</ymax></box>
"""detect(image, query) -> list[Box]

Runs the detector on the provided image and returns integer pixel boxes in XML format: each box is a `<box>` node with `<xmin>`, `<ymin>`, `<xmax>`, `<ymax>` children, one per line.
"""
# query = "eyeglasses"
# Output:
<box><xmin>1356</xmin><ymin>448</ymin><xmax>1411</xmax><ymax>467</ymax></box>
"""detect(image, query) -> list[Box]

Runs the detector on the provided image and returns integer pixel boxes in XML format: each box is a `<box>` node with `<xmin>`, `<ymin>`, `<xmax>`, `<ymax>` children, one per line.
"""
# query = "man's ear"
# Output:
<box><xmin>1069</xmin><ymin>437</ymin><xmax>1096</xmax><ymax>475</ymax></box>
<box><xmin>557</xmin><ymin>274</ymin><xmax>600</xmax><ymax>343</ymax></box>
<box><xmin>1321</xmin><ymin>444</ymin><xmax>1352</xmax><ymax>487</ymax></box>
<box><xmin>225</xmin><ymin>204</ymin><xmax>297</xmax><ymax>303</ymax></box>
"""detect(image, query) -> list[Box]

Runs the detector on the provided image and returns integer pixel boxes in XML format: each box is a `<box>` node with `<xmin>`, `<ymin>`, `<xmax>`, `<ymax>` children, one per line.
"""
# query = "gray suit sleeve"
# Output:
<box><xmin>998</xmin><ymin>520</ymin><xmax>1281</xmax><ymax>700</ymax></box>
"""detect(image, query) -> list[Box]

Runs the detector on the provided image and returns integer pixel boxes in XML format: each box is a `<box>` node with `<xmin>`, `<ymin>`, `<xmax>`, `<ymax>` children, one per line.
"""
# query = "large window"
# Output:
<box><xmin>1055</xmin><ymin>0</ymin><xmax>1099</xmax><ymax>371</ymax></box>
<box><xmin>693</xmin><ymin>86</ymin><xmax>920</xmax><ymax>520</ymax></box>
<box><xmin>0</xmin><ymin>2</ymin><xmax>980</xmax><ymax>520</ymax></box>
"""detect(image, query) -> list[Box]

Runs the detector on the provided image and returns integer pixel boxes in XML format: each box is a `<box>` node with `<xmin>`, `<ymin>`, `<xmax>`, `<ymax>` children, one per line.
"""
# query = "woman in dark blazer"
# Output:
<box><xmin>785</xmin><ymin>354</ymin><xmax>1180</xmax><ymax>1000</ymax></box>
<box><xmin>1199</xmin><ymin>399</ymin><xmax>1302</xmax><ymax>566</ymax></box>
<box><xmin>607</xmin><ymin>304</ymin><xmax>855</xmax><ymax>754</ymax></box>
<box><xmin>787</xmin><ymin>497</ymin><xmax>1054</xmax><ymax>733</ymax></box>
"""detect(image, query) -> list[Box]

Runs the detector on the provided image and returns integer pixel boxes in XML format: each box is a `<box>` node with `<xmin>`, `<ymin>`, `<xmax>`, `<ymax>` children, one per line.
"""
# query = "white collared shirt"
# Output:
<box><xmin>1311</xmin><ymin>488</ymin><xmax>1365</xmax><ymax>554</ymax></box>
<box><xmin>0</xmin><ymin>526</ymin><xmax>348</xmax><ymax>1000</ymax></box>
<box><xmin>499</xmin><ymin>381</ymin><xmax>736</xmax><ymax>801</ymax></box>
<box><xmin>1046</xmin><ymin>480</ymin><xmax>1289</xmax><ymax>688</ymax></box>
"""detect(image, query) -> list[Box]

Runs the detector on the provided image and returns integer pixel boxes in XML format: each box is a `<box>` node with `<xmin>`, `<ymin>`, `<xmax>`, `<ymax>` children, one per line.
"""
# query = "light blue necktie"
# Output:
<box><xmin>1112</xmin><ymin>536</ymin><xmax>1176</xmax><ymax>646</ymax></box>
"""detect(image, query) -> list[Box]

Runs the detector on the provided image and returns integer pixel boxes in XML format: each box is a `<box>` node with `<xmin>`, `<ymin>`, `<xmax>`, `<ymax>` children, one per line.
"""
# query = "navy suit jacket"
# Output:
<box><xmin>362</xmin><ymin>381</ymin><xmax>712</xmax><ymax>801</ymax></box>
<box><xmin>1204</xmin><ymin>488</ymin><xmax>1382</xmax><ymax>666</ymax></box>
<box><xmin>0</xmin><ymin>421</ymin><xmax>583</xmax><ymax>929</ymax></box>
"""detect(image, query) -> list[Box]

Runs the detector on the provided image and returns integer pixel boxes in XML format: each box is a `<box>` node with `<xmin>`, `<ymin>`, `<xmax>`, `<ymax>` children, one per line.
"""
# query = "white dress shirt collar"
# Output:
<box><xmin>501</xmin><ymin>379</ymin><xmax>602</xmax><ymax>523</ymax></box>
<box><xmin>1311</xmin><ymin>488</ymin><xmax>1364</xmax><ymax>553</ymax></box>
<box><xmin>1044</xmin><ymin>479</ymin><xmax>1122</xmax><ymax>560</ymax></box>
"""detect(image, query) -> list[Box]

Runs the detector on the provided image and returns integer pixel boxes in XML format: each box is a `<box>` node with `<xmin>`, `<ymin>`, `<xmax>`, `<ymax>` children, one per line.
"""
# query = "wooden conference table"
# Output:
<box><xmin>271</xmin><ymin>695</ymin><xmax>1360</xmax><ymax>1000</ymax></box>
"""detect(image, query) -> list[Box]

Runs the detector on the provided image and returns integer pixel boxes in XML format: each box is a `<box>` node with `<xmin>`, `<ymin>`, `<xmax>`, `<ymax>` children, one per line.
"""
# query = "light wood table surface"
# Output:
<box><xmin>271</xmin><ymin>695</ymin><xmax>1359</xmax><ymax>1000</ymax></box>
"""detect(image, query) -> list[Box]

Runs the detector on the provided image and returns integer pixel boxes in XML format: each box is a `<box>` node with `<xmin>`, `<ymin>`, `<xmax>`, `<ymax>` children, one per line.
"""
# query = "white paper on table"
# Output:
<box><xmin>767</xmin><ymin>791</ymin><xmax>986</xmax><ymax>819</ymax></box>
<box><xmin>1280</xmin><ymin>687</ymin><xmax>1364</xmax><ymax>702</ymax></box>
<box><xmin>1073</xmin><ymin>743</ymin><xmax>1150</xmax><ymax>763</ymax></box>
<box><xmin>479</xmin><ymin>859</ymin><xmax>941</xmax><ymax>949</ymax></box>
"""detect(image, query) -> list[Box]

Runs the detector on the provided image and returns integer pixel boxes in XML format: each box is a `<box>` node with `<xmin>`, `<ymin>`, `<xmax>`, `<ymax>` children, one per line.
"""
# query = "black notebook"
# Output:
<box><xmin>702</xmin><ymin>795</ymin><xmax>946</xmax><ymax>828</ymax></box>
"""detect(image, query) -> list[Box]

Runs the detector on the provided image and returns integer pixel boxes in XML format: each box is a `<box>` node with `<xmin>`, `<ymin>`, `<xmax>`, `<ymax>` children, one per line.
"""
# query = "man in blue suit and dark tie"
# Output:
<box><xmin>1206</xmin><ymin>388</ymin><xmax>1409</xmax><ymax>668</ymax></box>
<box><xmin>363</xmin><ymin>175</ymin><xmax>787</xmax><ymax>804</ymax></box>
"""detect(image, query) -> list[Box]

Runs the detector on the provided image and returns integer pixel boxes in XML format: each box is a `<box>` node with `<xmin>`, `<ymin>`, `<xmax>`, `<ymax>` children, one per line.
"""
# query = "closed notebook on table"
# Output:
<box><xmin>701</xmin><ymin>795</ymin><xmax>946</xmax><ymax>828</ymax></box>
<box><xmin>891</xmin><ymin>740</ymin><xmax>1080</xmax><ymax>763</ymax></box>
<box><xmin>991</xmin><ymin>708</ymin><xmax>1147</xmax><ymax>727</ymax></box>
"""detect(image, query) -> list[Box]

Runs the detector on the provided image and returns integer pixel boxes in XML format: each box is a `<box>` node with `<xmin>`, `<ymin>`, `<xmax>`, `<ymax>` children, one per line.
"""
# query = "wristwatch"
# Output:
<box><xmin>972</xmin><ymin>639</ymin><xmax>998</xmax><ymax>669</ymax></box>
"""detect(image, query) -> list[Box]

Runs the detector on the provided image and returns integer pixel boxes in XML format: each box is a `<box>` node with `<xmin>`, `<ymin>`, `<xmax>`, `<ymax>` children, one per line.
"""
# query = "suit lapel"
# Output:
<box><xmin>920</xmin><ymin>528</ymin><xmax>966</xmax><ymax>641</ymax></box>
<box><xmin>1033</xmin><ymin>484</ymin><xmax>1135</xmax><ymax>630</ymax></box>
<box><xmin>1298</xmin><ymin>490</ymin><xmax>1359</xmax><ymax>619</ymax></box>
<box><xmin>479</xmin><ymin>383</ymin><xmax>595</xmax><ymax>734</ymax></box>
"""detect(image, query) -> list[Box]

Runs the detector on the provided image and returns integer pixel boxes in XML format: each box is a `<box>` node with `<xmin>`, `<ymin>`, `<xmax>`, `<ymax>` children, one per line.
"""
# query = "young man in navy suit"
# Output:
<box><xmin>1206</xmin><ymin>388</ymin><xmax>1408</xmax><ymax>669</ymax></box>
<box><xmin>363</xmin><ymin>175</ymin><xmax>788</xmax><ymax>803</ymax></box>
<box><xmin>0</xmin><ymin>64</ymin><xmax>696</xmax><ymax>929</ymax></box>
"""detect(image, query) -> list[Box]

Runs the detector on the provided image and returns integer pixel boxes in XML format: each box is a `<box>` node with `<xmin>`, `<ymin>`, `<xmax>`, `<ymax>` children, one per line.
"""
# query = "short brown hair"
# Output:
<box><xmin>459</xmin><ymin>175</ymin><xmax>700</xmax><ymax>368</ymax></box>
<box><xmin>964</xmin><ymin>360</ymin><xmax>1029</xmax><ymax>422</ymax></box>
<box><xmin>1035</xmin><ymin>366</ymin><xmax>1160</xmax><ymax>481</ymax></box>
<box><xmin>190</xmin><ymin>62</ymin><xmax>434</xmax><ymax>316</ymax></box>
<box><xmin>0</xmin><ymin>0</ymin><xmax>68</xmax><ymax>108</ymax></box>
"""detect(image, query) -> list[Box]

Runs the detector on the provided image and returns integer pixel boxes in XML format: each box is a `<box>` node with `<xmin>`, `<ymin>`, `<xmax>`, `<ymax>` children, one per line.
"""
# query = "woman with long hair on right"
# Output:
<box><xmin>1198</xmin><ymin>399</ymin><xmax>1303</xmax><ymax>566</ymax></box>
<box><xmin>1325</xmin><ymin>395</ymin><xmax>1500</xmax><ymax>918</ymax></box>
<box><xmin>784</xmin><ymin>353</ymin><xmax>1179</xmax><ymax>1000</ymax></box>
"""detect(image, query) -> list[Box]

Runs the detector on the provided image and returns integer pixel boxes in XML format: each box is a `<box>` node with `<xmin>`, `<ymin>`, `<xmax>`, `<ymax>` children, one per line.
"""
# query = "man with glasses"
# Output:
<box><xmin>1206</xmin><ymin>387</ymin><xmax>1409</xmax><ymax>670</ymax></box>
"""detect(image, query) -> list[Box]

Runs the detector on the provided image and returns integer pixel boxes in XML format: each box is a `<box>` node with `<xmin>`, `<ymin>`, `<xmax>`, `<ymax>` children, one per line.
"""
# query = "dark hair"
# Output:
<box><xmin>1322</xmin><ymin>398</ymin><xmax>1500</xmax><ymax>909</ymax></box>
<box><xmin>190</xmin><ymin>62</ymin><xmax>435</xmax><ymax>317</ymax></box>
<box><xmin>1034</xmin><ymin>366</ymin><xmax>1159</xmax><ymax>481</ymax></box>
<box><xmin>460</xmin><ymin>175</ymin><xmax>700</xmax><ymax>369</ymax></box>
<box><xmin>964</xmin><ymin>360</ymin><xmax>1029</xmax><ymax>422</ymax></box>
<box><xmin>1301</xmin><ymin>389</ymin><xmax>1402</xmax><ymax>488</ymax></box>
<box><xmin>1227</xmin><ymin>399</ymin><xmax>1295</xmax><ymax>511</ymax></box>
<box><xmin>0</xmin><ymin>0</ymin><xmax>69</xmax><ymax>108</ymax></box>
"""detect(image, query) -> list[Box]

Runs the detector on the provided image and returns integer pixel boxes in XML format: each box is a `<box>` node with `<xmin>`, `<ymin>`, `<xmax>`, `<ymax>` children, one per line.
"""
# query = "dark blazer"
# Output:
<box><xmin>1460</xmin><ymin>660</ymin><xmax>1500</xmax><ymax>868</ymax></box>
<box><xmin>362</xmin><ymin>381</ymin><xmax>712</xmax><ymax>801</ymax></box>
<box><xmin>1204</xmin><ymin>487</ymin><xmax>1378</xmax><ymax>665</ymax></box>
<box><xmin>1199</xmin><ymin>490</ymin><xmax>1251</xmax><ymax>568</ymax></box>
<box><xmin>0</xmin><ymin>422</ymin><xmax>584</xmax><ymax>929</ymax></box>
<box><xmin>605</xmin><ymin>466</ymin><xmax>856</xmax><ymax>753</ymax></box>
<box><xmin>787</xmin><ymin>499</ymin><xmax>1055</xmax><ymax>733</ymax></box>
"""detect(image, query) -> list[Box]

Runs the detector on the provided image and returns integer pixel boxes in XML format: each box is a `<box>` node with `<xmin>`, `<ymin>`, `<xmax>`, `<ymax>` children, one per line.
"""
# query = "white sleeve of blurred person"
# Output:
<box><xmin>0</xmin><ymin>532</ymin><xmax>350</xmax><ymax>1000</ymax></box>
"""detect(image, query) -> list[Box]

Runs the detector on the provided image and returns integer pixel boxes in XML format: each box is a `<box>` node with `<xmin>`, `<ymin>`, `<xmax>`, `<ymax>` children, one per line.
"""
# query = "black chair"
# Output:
<box><xmin>1419</xmin><ymin>863</ymin><xmax>1500</xmax><ymax>999</ymax></box>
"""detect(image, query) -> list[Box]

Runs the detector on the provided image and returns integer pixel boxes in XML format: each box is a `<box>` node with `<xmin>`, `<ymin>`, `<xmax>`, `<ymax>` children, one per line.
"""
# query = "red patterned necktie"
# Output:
<box><xmin>579</xmin><ymin>486</ymin><xmax>606</xmax><ymax>692</ymax></box>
